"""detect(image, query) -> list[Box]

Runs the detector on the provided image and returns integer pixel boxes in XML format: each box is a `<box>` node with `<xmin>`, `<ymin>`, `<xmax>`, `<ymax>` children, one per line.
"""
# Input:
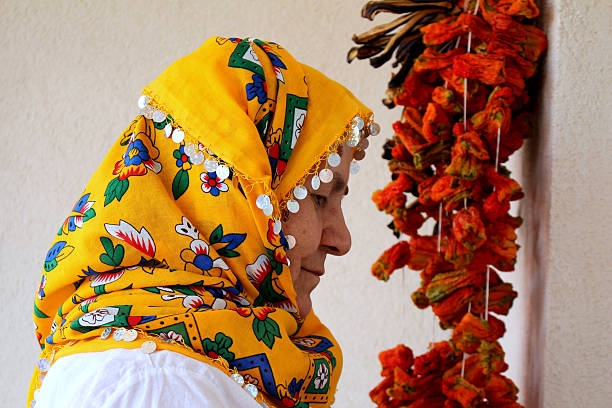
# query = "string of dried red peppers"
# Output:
<box><xmin>349</xmin><ymin>1</ymin><xmax>547</xmax><ymax>407</ymax></box>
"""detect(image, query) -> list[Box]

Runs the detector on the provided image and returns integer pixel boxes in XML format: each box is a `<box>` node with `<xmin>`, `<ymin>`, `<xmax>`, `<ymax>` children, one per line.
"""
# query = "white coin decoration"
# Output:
<box><xmin>353</xmin><ymin>116</ymin><xmax>365</xmax><ymax>130</ymax></box>
<box><xmin>327</xmin><ymin>153</ymin><xmax>341</xmax><ymax>167</ymax></box>
<box><xmin>347</xmin><ymin>127</ymin><xmax>361</xmax><ymax>147</ymax></box>
<box><xmin>137</xmin><ymin>95</ymin><xmax>150</xmax><ymax>109</ymax></box>
<box><xmin>347</xmin><ymin>138</ymin><xmax>359</xmax><ymax>148</ymax></box>
<box><xmin>286</xmin><ymin>234</ymin><xmax>296</xmax><ymax>249</ymax></box>
<box><xmin>36</xmin><ymin>358</ymin><xmax>50</xmax><ymax>373</ymax></box>
<box><xmin>100</xmin><ymin>327</ymin><xmax>112</xmax><ymax>340</ymax></box>
<box><xmin>204</xmin><ymin>159</ymin><xmax>219</xmax><ymax>173</ymax></box>
<box><xmin>113</xmin><ymin>328</ymin><xmax>126</xmax><ymax>341</ymax></box>
<box><xmin>350</xmin><ymin>161</ymin><xmax>360</xmax><ymax>174</ymax></box>
<box><xmin>319</xmin><ymin>168</ymin><xmax>333</xmax><ymax>183</ymax></box>
<box><xmin>262</xmin><ymin>203</ymin><xmax>273</xmax><ymax>217</ymax></box>
<box><xmin>152</xmin><ymin>109</ymin><xmax>167</xmax><ymax>123</ymax></box>
<box><xmin>122</xmin><ymin>329</ymin><xmax>138</xmax><ymax>342</ymax></box>
<box><xmin>216</xmin><ymin>165</ymin><xmax>230</xmax><ymax>180</ymax></box>
<box><xmin>256</xmin><ymin>194</ymin><xmax>271</xmax><ymax>209</ymax></box>
<box><xmin>171</xmin><ymin>129</ymin><xmax>185</xmax><ymax>144</ymax></box>
<box><xmin>184</xmin><ymin>143</ymin><xmax>196</xmax><ymax>156</ymax></box>
<box><xmin>143</xmin><ymin>105</ymin><xmax>156</xmax><ymax>119</ymax></box>
<box><xmin>273</xmin><ymin>219</ymin><xmax>282</xmax><ymax>234</ymax></box>
<box><xmin>244</xmin><ymin>383</ymin><xmax>259</xmax><ymax>398</ymax></box>
<box><xmin>164</xmin><ymin>123</ymin><xmax>173</xmax><ymax>138</ymax></box>
<box><xmin>286</xmin><ymin>199</ymin><xmax>299</xmax><ymax>214</ymax></box>
<box><xmin>141</xmin><ymin>341</ymin><xmax>157</xmax><ymax>354</ymax></box>
<box><xmin>293</xmin><ymin>185</ymin><xmax>307</xmax><ymax>200</ymax></box>
<box><xmin>231</xmin><ymin>373</ymin><xmax>245</xmax><ymax>386</ymax></box>
<box><xmin>369</xmin><ymin>122</ymin><xmax>381</xmax><ymax>136</ymax></box>
<box><xmin>311</xmin><ymin>175</ymin><xmax>321</xmax><ymax>190</ymax></box>
<box><xmin>190</xmin><ymin>152</ymin><xmax>204</xmax><ymax>165</ymax></box>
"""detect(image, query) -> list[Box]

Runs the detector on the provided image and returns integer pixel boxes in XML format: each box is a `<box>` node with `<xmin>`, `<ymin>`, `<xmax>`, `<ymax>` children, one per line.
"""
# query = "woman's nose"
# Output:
<box><xmin>321</xmin><ymin>207</ymin><xmax>352</xmax><ymax>256</ymax></box>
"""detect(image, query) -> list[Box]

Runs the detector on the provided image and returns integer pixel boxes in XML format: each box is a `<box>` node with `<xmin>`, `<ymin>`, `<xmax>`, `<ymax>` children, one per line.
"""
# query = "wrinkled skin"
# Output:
<box><xmin>283</xmin><ymin>148</ymin><xmax>353</xmax><ymax>316</ymax></box>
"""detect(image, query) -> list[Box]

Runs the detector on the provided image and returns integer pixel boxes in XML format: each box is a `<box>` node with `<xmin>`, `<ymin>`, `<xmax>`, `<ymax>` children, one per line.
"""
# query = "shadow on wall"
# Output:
<box><xmin>519</xmin><ymin>1</ymin><xmax>553</xmax><ymax>406</ymax></box>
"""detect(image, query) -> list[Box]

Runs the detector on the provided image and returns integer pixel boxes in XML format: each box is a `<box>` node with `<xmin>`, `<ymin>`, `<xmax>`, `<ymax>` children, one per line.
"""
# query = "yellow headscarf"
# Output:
<box><xmin>29</xmin><ymin>37</ymin><xmax>373</xmax><ymax>407</ymax></box>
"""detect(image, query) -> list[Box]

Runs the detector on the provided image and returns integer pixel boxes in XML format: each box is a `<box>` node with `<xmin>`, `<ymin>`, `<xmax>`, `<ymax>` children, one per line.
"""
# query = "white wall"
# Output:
<box><xmin>1</xmin><ymin>1</ymin><xmax>610</xmax><ymax>407</ymax></box>
<box><xmin>537</xmin><ymin>1</ymin><xmax>612</xmax><ymax>407</ymax></box>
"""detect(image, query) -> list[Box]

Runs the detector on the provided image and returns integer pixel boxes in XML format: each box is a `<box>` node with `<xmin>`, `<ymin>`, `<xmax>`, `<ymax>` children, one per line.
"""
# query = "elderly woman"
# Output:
<box><xmin>28</xmin><ymin>36</ymin><xmax>378</xmax><ymax>408</ymax></box>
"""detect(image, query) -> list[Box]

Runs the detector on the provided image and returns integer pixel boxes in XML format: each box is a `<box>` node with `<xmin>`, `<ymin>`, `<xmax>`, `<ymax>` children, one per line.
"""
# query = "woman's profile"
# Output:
<box><xmin>28</xmin><ymin>36</ymin><xmax>379</xmax><ymax>407</ymax></box>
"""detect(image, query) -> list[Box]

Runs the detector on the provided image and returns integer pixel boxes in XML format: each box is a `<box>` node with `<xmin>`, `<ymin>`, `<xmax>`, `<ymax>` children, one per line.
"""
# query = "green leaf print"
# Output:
<box><xmin>172</xmin><ymin>169</ymin><xmax>190</xmax><ymax>200</ymax></box>
<box><xmin>99</xmin><ymin>237</ymin><xmax>124</xmax><ymax>267</ymax></box>
<box><xmin>209</xmin><ymin>225</ymin><xmax>223</xmax><ymax>244</ymax></box>
<box><xmin>34</xmin><ymin>304</ymin><xmax>49</xmax><ymax>319</ymax></box>
<box><xmin>253</xmin><ymin>317</ymin><xmax>281</xmax><ymax>349</ymax></box>
<box><xmin>104</xmin><ymin>177</ymin><xmax>130</xmax><ymax>206</ymax></box>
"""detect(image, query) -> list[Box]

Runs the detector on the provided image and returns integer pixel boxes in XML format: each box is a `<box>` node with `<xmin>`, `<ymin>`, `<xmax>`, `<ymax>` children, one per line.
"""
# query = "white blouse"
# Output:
<box><xmin>35</xmin><ymin>348</ymin><xmax>264</xmax><ymax>407</ymax></box>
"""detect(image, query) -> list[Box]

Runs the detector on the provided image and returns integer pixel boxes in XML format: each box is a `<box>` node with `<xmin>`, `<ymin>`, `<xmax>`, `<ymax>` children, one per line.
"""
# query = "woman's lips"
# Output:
<box><xmin>302</xmin><ymin>268</ymin><xmax>324</xmax><ymax>277</ymax></box>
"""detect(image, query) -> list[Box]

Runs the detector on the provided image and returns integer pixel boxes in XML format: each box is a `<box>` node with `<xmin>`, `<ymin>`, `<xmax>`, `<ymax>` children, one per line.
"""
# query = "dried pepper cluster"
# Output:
<box><xmin>349</xmin><ymin>0</ymin><xmax>547</xmax><ymax>407</ymax></box>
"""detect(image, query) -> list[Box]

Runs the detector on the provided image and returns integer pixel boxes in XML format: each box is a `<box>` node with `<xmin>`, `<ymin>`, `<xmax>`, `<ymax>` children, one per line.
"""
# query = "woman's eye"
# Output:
<box><xmin>312</xmin><ymin>194</ymin><xmax>327</xmax><ymax>206</ymax></box>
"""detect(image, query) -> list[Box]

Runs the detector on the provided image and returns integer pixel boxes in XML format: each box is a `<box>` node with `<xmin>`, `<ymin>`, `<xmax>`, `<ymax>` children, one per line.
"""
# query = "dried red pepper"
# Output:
<box><xmin>352</xmin><ymin>0</ymin><xmax>547</xmax><ymax>406</ymax></box>
<box><xmin>371</xmin><ymin>241</ymin><xmax>411</xmax><ymax>281</ymax></box>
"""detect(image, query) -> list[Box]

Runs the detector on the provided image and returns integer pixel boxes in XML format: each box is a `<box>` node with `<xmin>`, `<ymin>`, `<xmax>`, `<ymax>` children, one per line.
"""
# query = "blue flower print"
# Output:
<box><xmin>246</xmin><ymin>73</ymin><xmax>267</xmax><ymax>104</ymax></box>
<box><xmin>180</xmin><ymin>239</ymin><xmax>229</xmax><ymax>273</ymax></box>
<box><xmin>206</xmin><ymin>282</ymin><xmax>250</xmax><ymax>307</ymax></box>
<box><xmin>194</xmin><ymin>253</ymin><xmax>213</xmax><ymax>271</ymax></box>
<box><xmin>201</xmin><ymin>171</ymin><xmax>229</xmax><ymax>196</ymax></box>
<box><xmin>59</xmin><ymin>193</ymin><xmax>96</xmax><ymax>235</ymax></box>
<box><xmin>113</xmin><ymin>136</ymin><xmax>161</xmax><ymax>181</ymax></box>
<box><xmin>174</xmin><ymin>144</ymin><xmax>192</xmax><ymax>170</ymax></box>
<box><xmin>44</xmin><ymin>241</ymin><xmax>74</xmax><ymax>272</ymax></box>
<box><xmin>124</xmin><ymin>139</ymin><xmax>151</xmax><ymax>166</ymax></box>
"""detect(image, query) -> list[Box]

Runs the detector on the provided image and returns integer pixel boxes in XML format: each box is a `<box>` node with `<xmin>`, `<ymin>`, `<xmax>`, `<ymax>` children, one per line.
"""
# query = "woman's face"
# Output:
<box><xmin>283</xmin><ymin>148</ymin><xmax>353</xmax><ymax>316</ymax></box>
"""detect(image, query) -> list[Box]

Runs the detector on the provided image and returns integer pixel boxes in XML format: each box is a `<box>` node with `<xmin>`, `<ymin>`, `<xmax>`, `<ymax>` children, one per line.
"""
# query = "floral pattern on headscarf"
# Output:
<box><xmin>30</xmin><ymin>37</ymin><xmax>372</xmax><ymax>408</ymax></box>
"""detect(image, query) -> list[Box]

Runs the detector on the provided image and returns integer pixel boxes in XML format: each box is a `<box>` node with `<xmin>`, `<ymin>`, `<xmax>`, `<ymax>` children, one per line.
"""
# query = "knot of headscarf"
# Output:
<box><xmin>30</xmin><ymin>37</ymin><xmax>372</xmax><ymax>407</ymax></box>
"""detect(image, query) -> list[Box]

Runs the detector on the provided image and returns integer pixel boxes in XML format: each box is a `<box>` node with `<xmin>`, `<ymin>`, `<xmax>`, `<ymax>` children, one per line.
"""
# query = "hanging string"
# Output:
<box><xmin>437</xmin><ymin>202</ymin><xmax>443</xmax><ymax>252</ymax></box>
<box><xmin>463</xmin><ymin>79</ymin><xmax>468</xmax><ymax>131</ymax></box>
<box><xmin>495</xmin><ymin>125</ymin><xmax>501</xmax><ymax>172</ymax></box>
<box><xmin>432</xmin><ymin>203</ymin><xmax>443</xmax><ymax>349</ymax></box>
<box><xmin>483</xmin><ymin>125</ymin><xmax>500</xmax><ymax>322</ymax></box>
<box><xmin>402</xmin><ymin>266</ymin><xmax>408</xmax><ymax>327</ymax></box>
<box><xmin>445</xmin><ymin>36</ymin><xmax>463</xmax><ymax>89</ymax></box>
<box><xmin>462</xmin><ymin>0</ymin><xmax>481</xmax><ymax>131</ymax></box>
<box><xmin>466</xmin><ymin>31</ymin><xmax>473</xmax><ymax>53</ymax></box>
<box><xmin>463</xmin><ymin>30</ymin><xmax>472</xmax><ymax>133</ymax></box>
<box><xmin>460</xmin><ymin>301</ymin><xmax>472</xmax><ymax>378</ymax></box>
<box><xmin>485</xmin><ymin>266</ymin><xmax>491</xmax><ymax>320</ymax></box>
<box><xmin>483</xmin><ymin>264</ymin><xmax>505</xmax><ymax>323</ymax></box>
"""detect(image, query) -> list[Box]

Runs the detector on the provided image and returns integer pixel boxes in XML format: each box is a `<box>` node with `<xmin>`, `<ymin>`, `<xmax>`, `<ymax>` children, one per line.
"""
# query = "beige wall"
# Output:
<box><xmin>1</xmin><ymin>1</ymin><xmax>610</xmax><ymax>407</ymax></box>
<box><xmin>537</xmin><ymin>1</ymin><xmax>612</xmax><ymax>407</ymax></box>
